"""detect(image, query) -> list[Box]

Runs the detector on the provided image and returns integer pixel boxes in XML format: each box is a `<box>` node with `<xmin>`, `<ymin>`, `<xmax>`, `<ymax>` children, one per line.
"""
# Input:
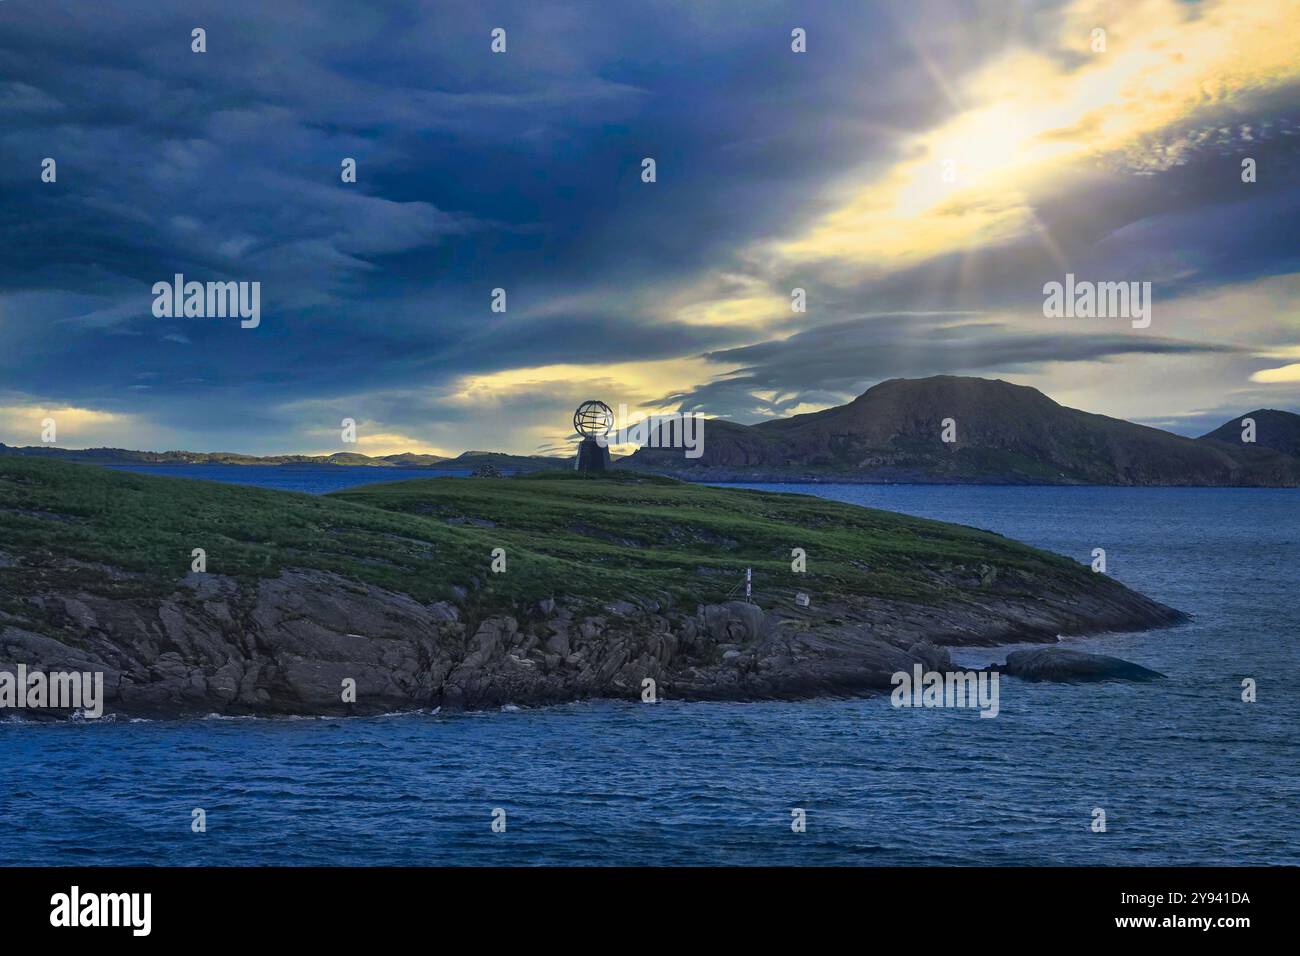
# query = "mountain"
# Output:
<box><xmin>6</xmin><ymin>378</ymin><xmax>1296</xmax><ymax>485</ymax></box>
<box><xmin>1197</xmin><ymin>409</ymin><xmax>1300</xmax><ymax>459</ymax></box>
<box><xmin>622</xmin><ymin>376</ymin><xmax>1300</xmax><ymax>486</ymax></box>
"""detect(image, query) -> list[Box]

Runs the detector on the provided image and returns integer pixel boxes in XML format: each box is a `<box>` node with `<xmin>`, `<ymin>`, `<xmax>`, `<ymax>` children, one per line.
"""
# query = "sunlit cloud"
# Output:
<box><xmin>0</xmin><ymin>403</ymin><xmax>137</xmax><ymax>447</ymax></box>
<box><xmin>450</xmin><ymin>355</ymin><xmax>719</xmax><ymax>427</ymax></box>
<box><xmin>1250</xmin><ymin>363</ymin><xmax>1300</xmax><ymax>384</ymax></box>
<box><xmin>300</xmin><ymin>431</ymin><xmax>456</xmax><ymax>458</ymax></box>
<box><xmin>658</xmin><ymin>272</ymin><xmax>793</xmax><ymax>329</ymax></box>
<box><xmin>770</xmin><ymin>0</ymin><xmax>1300</xmax><ymax>272</ymax></box>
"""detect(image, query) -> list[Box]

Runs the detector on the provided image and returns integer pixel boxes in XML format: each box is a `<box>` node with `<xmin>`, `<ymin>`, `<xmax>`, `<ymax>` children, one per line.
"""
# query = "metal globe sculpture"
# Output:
<box><xmin>573</xmin><ymin>399</ymin><xmax>614</xmax><ymax>439</ymax></box>
<box><xmin>572</xmin><ymin>399</ymin><xmax>613</xmax><ymax>472</ymax></box>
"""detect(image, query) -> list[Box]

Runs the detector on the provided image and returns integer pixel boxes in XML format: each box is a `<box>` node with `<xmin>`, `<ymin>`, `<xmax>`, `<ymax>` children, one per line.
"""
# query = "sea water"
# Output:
<box><xmin>2</xmin><ymin>471</ymin><xmax>1295</xmax><ymax>865</ymax></box>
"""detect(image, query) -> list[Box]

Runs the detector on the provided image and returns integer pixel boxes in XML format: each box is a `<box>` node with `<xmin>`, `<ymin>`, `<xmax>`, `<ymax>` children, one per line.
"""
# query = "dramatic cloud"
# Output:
<box><xmin>1</xmin><ymin>0</ymin><xmax>1297</xmax><ymax>454</ymax></box>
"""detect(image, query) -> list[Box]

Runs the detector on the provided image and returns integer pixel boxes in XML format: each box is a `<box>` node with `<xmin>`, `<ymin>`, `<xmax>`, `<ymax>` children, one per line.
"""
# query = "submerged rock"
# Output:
<box><xmin>1000</xmin><ymin>647</ymin><xmax>1164</xmax><ymax>682</ymax></box>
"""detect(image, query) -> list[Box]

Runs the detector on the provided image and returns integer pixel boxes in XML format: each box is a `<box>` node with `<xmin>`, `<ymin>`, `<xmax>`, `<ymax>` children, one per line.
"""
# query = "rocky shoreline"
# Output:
<box><xmin>0</xmin><ymin>458</ymin><xmax>1190</xmax><ymax>720</ymax></box>
<box><xmin>1</xmin><ymin>559</ymin><xmax>1184</xmax><ymax>719</ymax></box>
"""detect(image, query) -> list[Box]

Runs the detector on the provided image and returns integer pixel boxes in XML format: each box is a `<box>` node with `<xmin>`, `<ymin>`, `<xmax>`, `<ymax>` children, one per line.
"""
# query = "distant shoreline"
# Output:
<box><xmin>0</xmin><ymin>444</ymin><xmax>571</xmax><ymax>472</ymax></box>
<box><xmin>17</xmin><ymin>453</ymin><xmax>1300</xmax><ymax>489</ymax></box>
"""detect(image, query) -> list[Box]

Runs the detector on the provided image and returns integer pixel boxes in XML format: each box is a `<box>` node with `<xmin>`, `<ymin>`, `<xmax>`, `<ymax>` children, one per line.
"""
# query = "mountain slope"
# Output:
<box><xmin>1197</xmin><ymin>409</ymin><xmax>1300</xmax><ymax>459</ymax></box>
<box><xmin>623</xmin><ymin>376</ymin><xmax>1300</xmax><ymax>486</ymax></box>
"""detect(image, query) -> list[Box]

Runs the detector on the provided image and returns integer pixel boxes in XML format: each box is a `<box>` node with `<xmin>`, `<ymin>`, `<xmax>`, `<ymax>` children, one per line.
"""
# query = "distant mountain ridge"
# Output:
<box><xmin>0</xmin><ymin>445</ymin><xmax>439</xmax><ymax>467</ymax></box>
<box><xmin>5</xmin><ymin>376</ymin><xmax>1298</xmax><ymax>485</ymax></box>
<box><xmin>622</xmin><ymin>376</ymin><xmax>1300</xmax><ymax>487</ymax></box>
<box><xmin>0</xmin><ymin>444</ymin><xmax>570</xmax><ymax>472</ymax></box>
<box><xmin>1198</xmin><ymin>409</ymin><xmax>1300</xmax><ymax>459</ymax></box>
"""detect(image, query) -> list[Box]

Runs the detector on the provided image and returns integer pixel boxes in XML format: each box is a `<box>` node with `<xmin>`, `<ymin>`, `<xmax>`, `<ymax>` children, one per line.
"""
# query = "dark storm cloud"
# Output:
<box><xmin>0</xmin><ymin>0</ymin><xmax>1296</xmax><ymax>451</ymax></box>
<box><xmin>1</xmin><ymin>0</ymin><xmax>985</xmax><ymax>444</ymax></box>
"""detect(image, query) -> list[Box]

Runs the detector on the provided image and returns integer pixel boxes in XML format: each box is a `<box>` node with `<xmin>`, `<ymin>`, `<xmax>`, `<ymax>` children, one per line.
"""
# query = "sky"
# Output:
<box><xmin>2</xmin><ymin>0</ymin><xmax>1299</xmax><ymax>457</ymax></box>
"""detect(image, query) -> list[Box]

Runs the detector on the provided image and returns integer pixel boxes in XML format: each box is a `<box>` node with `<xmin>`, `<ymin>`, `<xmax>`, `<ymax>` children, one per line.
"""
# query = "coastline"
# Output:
<box><xmin>1</xmin><ymin>566</ymin><xmax>1183</xmax><ymax>721</ymax></box>
<box><xmin>1</xmin><ymin>458</ymin><xmax>1185</xmax><ymax>720</ymax></box>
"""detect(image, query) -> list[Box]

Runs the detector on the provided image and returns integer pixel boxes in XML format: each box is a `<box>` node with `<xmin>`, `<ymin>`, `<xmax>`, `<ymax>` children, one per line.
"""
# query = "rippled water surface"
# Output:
<box><xmin>2</xmin><ymin>473</ymin><xmax>1296</xmax><ymax>865</ymax></box>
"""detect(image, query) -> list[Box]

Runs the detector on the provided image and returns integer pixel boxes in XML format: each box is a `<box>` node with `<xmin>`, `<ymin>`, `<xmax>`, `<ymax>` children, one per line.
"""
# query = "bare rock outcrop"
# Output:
<box><xmin>0</xmin><ymin>554</ymin><xmax>1182</xmax><ymax>717</ymax></box>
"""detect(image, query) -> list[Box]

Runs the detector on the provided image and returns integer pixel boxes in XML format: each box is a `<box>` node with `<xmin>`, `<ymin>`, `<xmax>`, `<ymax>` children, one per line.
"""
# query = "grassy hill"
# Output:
<box><xmin>0</xmin><ymin>457</ymin><xmax>1183</xmax><ymax>715</ymax></box>
<box><xmin>3</xmin><ymin>455</ymin><xmax>1128</xmax><ymax>623</ymax></box>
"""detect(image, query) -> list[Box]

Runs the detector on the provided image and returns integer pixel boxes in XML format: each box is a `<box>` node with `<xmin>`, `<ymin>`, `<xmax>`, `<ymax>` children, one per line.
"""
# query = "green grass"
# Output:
<box><xmin>0</xmin><ymin>458</ymin><xmax>1101</xmax><ymax>623</ymax></box>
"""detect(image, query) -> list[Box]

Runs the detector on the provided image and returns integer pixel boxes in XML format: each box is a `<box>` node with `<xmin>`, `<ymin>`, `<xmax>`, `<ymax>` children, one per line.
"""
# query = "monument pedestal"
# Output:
<box><xmin>574</xmin><ymin>437</ymin><xmax>610</xmax><ymax>472</ymax></box>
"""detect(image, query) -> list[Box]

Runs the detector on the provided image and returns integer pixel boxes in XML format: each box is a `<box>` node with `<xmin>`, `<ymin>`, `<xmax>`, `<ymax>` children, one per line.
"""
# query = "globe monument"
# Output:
<box><xmin>572</xmin><ymin>400</ymin><xmax>613</xmax><ymax>472</ymax></box>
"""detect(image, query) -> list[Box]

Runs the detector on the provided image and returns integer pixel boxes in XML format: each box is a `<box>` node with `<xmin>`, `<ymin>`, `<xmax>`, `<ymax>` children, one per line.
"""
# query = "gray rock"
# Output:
<box><xmin>703</xmin><ymin>601</ymin><xmax>764</xmax><ymax>643</ymax></box>
<box><xmin>0</xmin><ymin>543</ymin><xmax>1181</xmax><ymax>717</ymax></box>
<box><xmin>1000</xmin><ymin>647</ymin><xmax>1164</xmax><ymax>682</ymax></box>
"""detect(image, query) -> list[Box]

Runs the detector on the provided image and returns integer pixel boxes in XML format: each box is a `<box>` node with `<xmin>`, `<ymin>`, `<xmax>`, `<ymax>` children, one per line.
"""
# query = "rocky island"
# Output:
<box><xmin>0</xmin><ymin>457</ymin><xmax>1183</xmax><ymax>718</ymax></box>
